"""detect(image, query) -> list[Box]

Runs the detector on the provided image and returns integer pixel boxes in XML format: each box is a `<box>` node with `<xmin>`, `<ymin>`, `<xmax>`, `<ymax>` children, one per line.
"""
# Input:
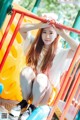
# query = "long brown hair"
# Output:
<box><xmin>26</xmin><ymin>28</ymin><xmax>59</xmax><ymax>72</ymax></box>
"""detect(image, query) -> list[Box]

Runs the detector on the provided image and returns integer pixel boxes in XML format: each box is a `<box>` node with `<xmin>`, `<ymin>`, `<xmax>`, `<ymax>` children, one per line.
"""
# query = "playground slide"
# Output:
<box><xmin>0</xmin><ymin>18</ymin><xmax>25</xmax><ymax>101</ymax></box>
<box><xmin>0</xmin><ymin>3</ymin><xmax>39</xmax><ymax>101</ymax></box>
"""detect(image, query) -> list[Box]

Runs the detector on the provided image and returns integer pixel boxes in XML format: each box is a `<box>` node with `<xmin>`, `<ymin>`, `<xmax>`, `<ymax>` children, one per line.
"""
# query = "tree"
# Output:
<box><xmin>18</xmin><ymin>0</ymin><xmax>80</xmax><ymax>26</ymax></box>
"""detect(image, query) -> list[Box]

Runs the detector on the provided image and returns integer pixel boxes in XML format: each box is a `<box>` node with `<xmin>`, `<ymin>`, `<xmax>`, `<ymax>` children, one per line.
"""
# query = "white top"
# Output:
<box><xmin>49</xmin><ymin>48</ymin><xmax>73</xmax><ymax>89</ymax></box>
<box><xmin>36</xmin><ymin>47</ymin><xmax>48</xmax><ymax>73</ymax></box>
<box><xmin>37</xmin><ymin>47</ymin><xmax>74</xmax><ymax>89</ymax></box>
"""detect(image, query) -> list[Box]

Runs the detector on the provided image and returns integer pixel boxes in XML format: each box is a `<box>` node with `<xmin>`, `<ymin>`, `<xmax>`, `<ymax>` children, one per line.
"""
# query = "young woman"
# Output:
<box><xmin>9</xmin><ymin>21</ymin><xmax>79</xmax><ymax>120</ymax></box>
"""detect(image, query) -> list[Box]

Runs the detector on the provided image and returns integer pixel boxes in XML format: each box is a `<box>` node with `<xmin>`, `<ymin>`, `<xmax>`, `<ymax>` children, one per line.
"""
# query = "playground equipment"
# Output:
<box><xmin>0</xmin><ymin>83</ymin><xmax>4</xmax><ymax>94</ymax></box>
<box><xmin>0</xmin><ymin>1</ymin><xmax>80</xmax><ymax>120</ymax></box>
<box><xmin>74</xmin><ymin>109</ymin><xmax>80</xmax><ymax>120</ymax></box>
<box><xmin>27</xmin><ymin>105</ymin><xmax>50</xmax><ymax>120</ymax></box>
<box><xmin>0</xmin><ymin>3</ymin><xmax>39</xmax><ymax>102</ymax></box>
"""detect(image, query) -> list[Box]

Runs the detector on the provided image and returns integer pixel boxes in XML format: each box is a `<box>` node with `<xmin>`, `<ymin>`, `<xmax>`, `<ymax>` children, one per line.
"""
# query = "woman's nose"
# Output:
<box><xmin>46</xmin><ymin>34</ymin><xmax>50</xmax><ymax>39</ymax></box>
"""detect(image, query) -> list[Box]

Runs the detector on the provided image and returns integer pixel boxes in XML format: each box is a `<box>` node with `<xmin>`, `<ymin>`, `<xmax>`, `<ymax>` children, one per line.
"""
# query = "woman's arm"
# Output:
<box><xmin>53</xmin><ymin>25</ymin><xmax>79</xmax><ymax>50</ymax></box>
<box><xmin>19</xmin><ymin>22</ymin><xmax>50</xmax><ymax>32</ymax></box>
<box><xmin>19</xmin><ymin>22</ymin><xmax>50</xmax><ymax>40</ymax></box>
<box><xmin>53</xmin><ymin>25</ymin><xmax>80</xmax><ymax>58</ymax></box>
<box><xmin>60</xmin><ymin>31</ymin><xmax>79</xmax><ymax>51</ymax></box>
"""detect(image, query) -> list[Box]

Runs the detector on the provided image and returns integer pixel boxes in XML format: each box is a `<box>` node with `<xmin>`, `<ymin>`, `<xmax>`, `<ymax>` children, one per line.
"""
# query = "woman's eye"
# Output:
<box><xmin>50</xmin><ymin>32</ymin><xmax>53</xmax><ymax>34</ymax></box>
<box><xmin>43</xmin><ymin>31</ymin><xmax>46</xmax><ymax>33</ymax></box>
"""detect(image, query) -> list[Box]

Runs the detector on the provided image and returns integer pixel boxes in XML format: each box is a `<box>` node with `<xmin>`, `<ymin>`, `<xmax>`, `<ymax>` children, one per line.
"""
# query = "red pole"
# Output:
<box><xmin>61</xmin><ymin>60</ymin><xmax>80</xmax><ymax>100</ymax></box>
<box><xmin>0</xmin><ymin>10</ymin><xmax>16</xmax><ymax>49</ymax></box>
<box><xmin>60</xmin><ymin>72</ymin><xmax>80</xmax><ymax>120</ymax></box>
<box><xmin>47</xmin><ymin>45</ymin><xmax>80</xmax><ymax>120</ymax></box>
<box><xmin>12</xmin><ymin>8</ymin><xmax>80</xmax><ymax>34</ymax></box>
<box><xmin>0</xmin><ymin>13</ymin><xmax>24</xmax><ymax>72</ymax></box>
<box><xmin>76</xmin><ymin>87</ymin><xmax>80</xmax><ymax>103</ymax></box>
<box><xmin>74</xmin><ymin>84</ymin><xmax>80</xmax><ymax>107</ymax></box>
<box><xmin>60</xmin><ymin>71</ymin><xmax>67</xmax><ymax>87</ymax></box>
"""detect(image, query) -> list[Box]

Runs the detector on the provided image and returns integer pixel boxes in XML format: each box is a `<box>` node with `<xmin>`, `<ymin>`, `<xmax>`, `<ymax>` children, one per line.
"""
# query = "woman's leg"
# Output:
<box><xmin>9</xmin><ymin>67</ymin><xmax>35</xmax><ymax>119</ymax></box>
<box><xmin>20</xmin><ymin>67</ymin><xmax>35</xmax><ymax>100</ymax></box>
<box><xmin>32</xmin><ymin>73</ymin><xmax>52</xmax><ymax>106</ymax></box>
<box><xmin>39</xmin><ymin>81</ymin><xmax>52</xmax><ymax>105</ymax></box>
<box><xmin>20</xmin><ymin>73</ymin><xmax>52</xmax><ymax>120</ymax></box>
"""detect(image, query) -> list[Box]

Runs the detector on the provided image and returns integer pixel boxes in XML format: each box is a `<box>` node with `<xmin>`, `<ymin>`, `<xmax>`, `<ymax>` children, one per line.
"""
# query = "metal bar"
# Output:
<box><xmin>12</xmin><ymin>8</ymin><xmax>80</xmax><ymax>34</ymax></box>
<box><xmin>61</xmin><ymin>60</ymin><xmax>80</xmax><ymax>100</ymax></box>
<box><xmin>0</xmin><ymin>10</ymin><xmax>16</xmax><ymax>49</ymax></box>
<box><xmin>60</xmin><ymin>72</ymin><xmax>80</xmax><ymax>120</ymax></box>
<box><xmin>0</xmin><ymin>13</ymin><xmax>24</xmax><ymax>72</ymax></box>
<box><xmin>47</xmin><ymin>45</ymin><xmax>80</xmax><ymax>120</ymax></box>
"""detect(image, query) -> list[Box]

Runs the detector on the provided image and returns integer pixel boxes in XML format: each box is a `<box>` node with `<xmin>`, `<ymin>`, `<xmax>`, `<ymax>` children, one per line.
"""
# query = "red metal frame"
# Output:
<box><xmin>0</xmin><ymin>8</ymin><xmax>80</xmax><ymax>72</ymax></box>
<box><xmin>0</xmin><ymin>7</ymin><xmax>80</xmax><ymax>120</ymax></box>
<box><xmin>12</xmin><ymin>9</ymin><xmax>80</xmax><ymax>34</ymax></box>
<box><xmin>0</xmin><ymin>12</ymin><xmax>24</xmax><ymax>72</ymax></box>
<box><xmin>60</xmin><ymin>72</ymin><xmax>80</xmax><ymax>120</ymax></box>
<box><xmin>47</xmin><ymin>45</ymin><xmax>80</xmax><ymax>120</ymax></box>
<box><xmin>0</xmin><ymin>10</ymin><xmax>16</xmax><ymax>49</ymax></box>
<box><xmin>61</xmin><ymin>60</ymin><xmax>80</xmax><ymax>101</ymax></box>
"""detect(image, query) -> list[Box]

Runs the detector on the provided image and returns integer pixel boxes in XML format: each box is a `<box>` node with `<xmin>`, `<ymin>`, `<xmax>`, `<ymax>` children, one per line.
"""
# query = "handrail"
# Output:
<box><xmin>0</xmin><ymin>10</ymin><xmax>16</xmax><ymax>49</ymax></box>
<box><xmin>61</xmin><ymin>60</ymin><xmax>80</xmax><ymax>100</ymax></box>
<box><xmin>47</xmin><ymin>45</ymin><xmax>80</xmax><ymax>120</ymax></box>
<box><xmin>12</xmin><ymin>8</ymin><xmax>80</xmax><ymax>34</ymax></box>
<box><xmin>60</xmin><ymin>72</ymin><xmax>80</xmax><ymax>120</ymax></box>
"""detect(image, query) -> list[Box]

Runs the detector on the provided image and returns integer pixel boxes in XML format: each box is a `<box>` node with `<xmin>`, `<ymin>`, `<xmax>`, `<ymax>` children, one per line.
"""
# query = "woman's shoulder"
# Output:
<box><xmin>54</xmin><ymin>47</ymin><xmax>71</xmax><ymax>62</ymax></box>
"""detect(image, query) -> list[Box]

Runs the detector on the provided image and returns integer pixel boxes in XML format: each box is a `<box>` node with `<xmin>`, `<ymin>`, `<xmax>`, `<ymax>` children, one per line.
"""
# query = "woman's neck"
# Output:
<box><xmin>44</xmin><ymin>45</ymin><xmax>50</xmax><ymax>50</ymax></box>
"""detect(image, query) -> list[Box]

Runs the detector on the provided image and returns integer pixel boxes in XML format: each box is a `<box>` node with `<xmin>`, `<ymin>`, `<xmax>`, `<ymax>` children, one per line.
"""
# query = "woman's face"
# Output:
<box><xmin>42</xmin><ymin>26</ymin><xmax>57</xmax><ymax>47</ymax></box>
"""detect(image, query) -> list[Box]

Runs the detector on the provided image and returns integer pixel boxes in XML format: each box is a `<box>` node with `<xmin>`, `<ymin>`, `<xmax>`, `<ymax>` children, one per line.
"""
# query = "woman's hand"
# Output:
<box><xmin>52</xmin><ymin>24</ymin><xmax>67</xmax><ymax>37</ymax></box>
<box><xmin>52</xmin><ymin>23</ymin><xmax>79</xmax><ymax>51</ymax></box>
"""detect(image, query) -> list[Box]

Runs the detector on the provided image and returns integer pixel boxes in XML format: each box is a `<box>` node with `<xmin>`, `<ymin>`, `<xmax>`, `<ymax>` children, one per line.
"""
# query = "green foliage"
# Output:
<box><xmin>0</xmin><ymin>0</ymin><xmax>13</xmax><ymax>28</ymax></box>
<box><xmin>19</xmin><ymin>0</ymin><xmax>36</xmax><ymax>11</ymax></box>
<box><xmin>18</xmin><ymin>0</ymin><xmax>80</xmax><ymax>26</ymax></box>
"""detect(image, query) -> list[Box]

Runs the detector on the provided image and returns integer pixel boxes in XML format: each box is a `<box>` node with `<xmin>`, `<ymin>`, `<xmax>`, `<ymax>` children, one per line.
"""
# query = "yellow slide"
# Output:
<box><xmin>0</xmin><ymin>3</ymin><xmax>39</xmax><ymax>101</ymax></box>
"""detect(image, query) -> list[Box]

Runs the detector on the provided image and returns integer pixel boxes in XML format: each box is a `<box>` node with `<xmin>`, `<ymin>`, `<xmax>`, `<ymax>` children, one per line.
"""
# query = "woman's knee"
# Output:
<box><xmin>36</xmin><ymin>73</ymin><xmax>48</xmax><ymax>82</ymax></box>
<box><xmin>35</xmin><ymin>73</ymin><xmax>48</xmax><ymax>92</ymax></box>
<box><xmin>32</xmin><ymin>74</ymin><xmax>51</xmax><ymax>105</ymax></box>
<box><xmin>20</xmin><ymin>67</ymin><xmax>35</xmax><ymax>80</ymax></box>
